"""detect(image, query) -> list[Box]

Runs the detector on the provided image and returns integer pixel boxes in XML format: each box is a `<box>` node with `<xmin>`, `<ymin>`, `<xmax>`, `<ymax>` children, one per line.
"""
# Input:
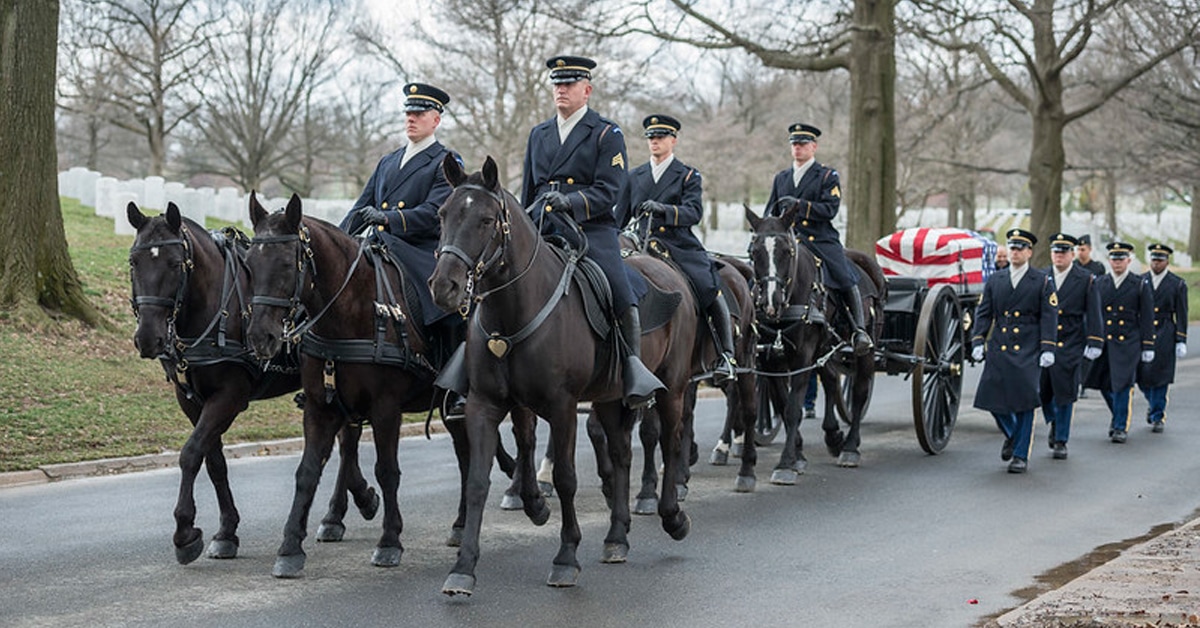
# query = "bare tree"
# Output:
<box><xmin>187</xmin><ymin>0</ymin><xmax>345</xmax><ymax>192</ymax></box>
<box><xmin>333</xmin><ymin>74</ymin><xmax>404</xmax><ymax>193</ymax></box>
<box><xmin>1</xmin><ymin>0</ymin><xmax>102</xmax><ymax>326</ymax></box>
<box><xmin>906</xmin><ymin>0</ymin><xmax>1200</xmax><ymax>265</ymax></box>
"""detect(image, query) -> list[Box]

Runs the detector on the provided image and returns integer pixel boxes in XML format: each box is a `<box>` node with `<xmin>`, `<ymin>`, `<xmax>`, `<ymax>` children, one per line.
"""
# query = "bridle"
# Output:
<box><xmin>248</xmin><ymin>224</ymin><xmax>319</xmax><ymax>343</ymax></box>
<box><xmin>129</xmin><ymin>226</ymin><xmax>193</xmax><ymax>323</ymax></box>
<box><xmin>748</xmin><ymin>229</ymin><xmax>798</xmax><ymax>317</ymax></box>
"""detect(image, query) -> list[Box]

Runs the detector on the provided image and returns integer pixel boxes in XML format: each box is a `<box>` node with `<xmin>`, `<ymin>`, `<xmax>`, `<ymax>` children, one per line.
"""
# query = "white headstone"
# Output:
<box><xmin>143</xmin><ymin>176</ymin><xmax>165</xmax><ymax>210</ymax></box>
<box><xmin>193</xmin><ymin>187</ymin><xmax>216</xmax><ymax>224</ymax></box>
<box><xmin>113</xmin><ymin>190</ymin><xmax>140</xmax><ymax>235</ymax></box>
<box><xmin>78</xmin><ymin>170</ymin><xmax>101</xmax><ymax>207</ymax></box>
<box><xmin>58</xmin><ymin>171</ymin><xmax>72</xmax><ymax>199</ymax></box>
<box><xmin>178</xmin><ymin>188</ymin><xmax>207</xmax><ymax>225</ymax></box>
<box><xmin>94</xmin><ymin>177</ymin><xmax>118</xmax><ymax>218</ymax></box>
<box><xmin>163</xmin><ymin>182</ymin><xmax>186</xmax><ymax>208</ymax></box>
<box><xmin>216</xmin><ymin>187</ymin><xmax>242</xmax><ymax>223</ymax></box>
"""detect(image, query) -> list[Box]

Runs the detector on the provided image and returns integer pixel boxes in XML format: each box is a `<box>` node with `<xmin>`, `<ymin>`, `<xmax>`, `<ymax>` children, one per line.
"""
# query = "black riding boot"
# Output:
<box><xmin>705</xmin><ymin>296</ymin><xmax>737</xmax><ymax>385</ymax></box>
<box><xmin>620</xmin><ymin>305</ymin><xmax>665</xmax><ymax>408</ymax></box>
<box><xmin>432</xmin><ymin>318</ymin><xmax>468</xmax><ymax>421</ymax></box>
<box><xmin>843</xmin><ymin>285</ymin><xmax>873</xmax><ymax>357</ymax></box>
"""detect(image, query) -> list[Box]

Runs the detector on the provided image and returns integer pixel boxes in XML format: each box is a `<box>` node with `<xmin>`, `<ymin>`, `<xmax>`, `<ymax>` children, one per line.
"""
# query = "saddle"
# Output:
<box><xmin>552</xmin><ymin>245</ymin><xmax>682</xmax><ymax>342</ymax></box>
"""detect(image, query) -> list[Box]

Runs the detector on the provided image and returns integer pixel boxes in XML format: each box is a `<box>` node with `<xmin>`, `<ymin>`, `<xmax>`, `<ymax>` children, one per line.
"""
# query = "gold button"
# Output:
<box><xmin>808</xmin><ymin>236</ymin><xmax>814</xmax><ymax>241</ymax></box>
<box><xmin>1058</xmin><ymin>341</ymin><xmax>1064</xmax><ymax>347</ymax></box>
<box><xmin>1119</xmin><ymin>320</ymin><xmax>1124</xmax><ymax>326</ymax></box>
<box><xmin>1119</xmin><ymin>335</ymin><xmax>1125</xmax><ymax>341</ymax></box>
<box><xmin>1014</xmin><ymin>344</ymin><xmax>1020</xmax><ymax>351</ymax></box>
<box><xmin>1107</xmin><ymin>320</ymin><xmax>1112</xmax><ymax>325</ymax></box>
<box><xmin>397</xmin><ymin>201</ymin><xmax>405</xmax><ymax>208</ymax></box>
<box><xmin>802</xmin><ymin>220</ymin><xmax>809</xmax><ymax>226</ymax></box>
<box><xmin>1155</xmin><ymin>307</ymin><xmax>1160</xmax><ymax>312</ymax></box>
<box><xmin>1155</xmin><ymin>321</ymin><xmax>1160</xmax><ymax>326</ymax></box>
<box><xmin>1107</xmin><ymin>335</ymin><xmax>1112</xmax><ymax>339</ymax></box>
<box><xmin>545</xmin><ymin>204</ymin><xmax>553</xmax><ymax>212</ymax></box>
<box><xmin>381</xmin><ymin>202</ymin><xmax>388</xmax><ymax>209</ymax></box>
<box><xmin>1058</xmin><ymin>310</ymin><xmax>1063</xmax><ymax>315</ymax></box>
<box><xmin>1118</xmin><ymin>306</ymin><xmax>1124</xmax><ymax>311</ymax></box>
<box><xmin>1013</xmin><ymin>327</ymin><xmax>1020</xmax><ymax>334</ymax></box>
<box><xmin>658</xmin><ymin>227</ymin><xmax>665</xmax><ymax>232</ymax></box>
<box><xmin>1004</xmin><ymin>311</ymin><xmax>1010</xmax><ymax>316</ymax></box>
<box><xmin>1107</xmin><ymin>306</ymin><xmax>1113</xmax><ymax>311</ymax></box>
<box><xmin>1001</xmin><ymin>327</ymin><xmax>1007</xmax><ymax>333</ymax></box>
<box><xmin>1000</xmin><ymin>345</ymin><xmax>1007</xmax><ymax>351</ymax></box>
<box><xmin>1057</xmin><ymin>325</ymin><xmax>1063</xmax><ymax>330</ymax></box>
<box><xmin>566</xmin><ymin>177</ymin><xmax>574</xmax><ymax>185</ymax></box>
<box><xmin>1015</xmin><ymin>312</ymin><xmax>1021</xmax><ymax>317</ymax></box>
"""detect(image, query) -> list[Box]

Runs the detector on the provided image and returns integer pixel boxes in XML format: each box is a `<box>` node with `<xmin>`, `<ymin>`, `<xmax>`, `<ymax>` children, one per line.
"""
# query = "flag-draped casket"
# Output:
<box><xmin>874</xmin><ymin>228</ymin><xmax>998</xmax><ymax>286</ymax></box>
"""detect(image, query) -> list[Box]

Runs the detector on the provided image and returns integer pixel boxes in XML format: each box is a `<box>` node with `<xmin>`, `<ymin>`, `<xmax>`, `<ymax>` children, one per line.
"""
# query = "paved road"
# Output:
<box><xmin>3</xmin><ymin>338</ymin><xmax>1199</xmax><ymax>628</ymax></box>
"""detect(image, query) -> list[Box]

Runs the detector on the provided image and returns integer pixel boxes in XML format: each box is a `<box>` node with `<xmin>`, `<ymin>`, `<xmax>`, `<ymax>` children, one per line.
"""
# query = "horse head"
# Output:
<box><xmin>745</xmin><ymin>203</ymin><xmax>803</xmax><ymax>320</ymax></box>
<box><xmin>245</xmin><ymin>192</ymin><xmax>308</xmax><ymax>360</ymax></box>
<box><xmin>128</xmin><ymin>201</ymin><xmax>193</xmax><ymax>359</ymax></box>
<box><xmin>429</xmin><ymin>154</ymin><xmax>517</xmax><ymax>314</ymax></box>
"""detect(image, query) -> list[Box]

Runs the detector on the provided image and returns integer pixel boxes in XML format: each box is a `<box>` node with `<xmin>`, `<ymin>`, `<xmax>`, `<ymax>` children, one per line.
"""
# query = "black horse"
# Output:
<box><xmin>744</xmin><ymin>204</ymin><xmax>884</xmax><ymax>484</ymax></box>
<box><xmin>428</xmin><ymin>156</ymin><xmax>699</xmax><ymax>596</ymax></box>
<box><xmin>243</xmin><ymin>193</ymin><xmax>517</xmax><ymax>578</ymax></box>
<box><xmin>127</xmin><ymin>201</ymin><xmax>378</xmax><ymax>565</ymax></box>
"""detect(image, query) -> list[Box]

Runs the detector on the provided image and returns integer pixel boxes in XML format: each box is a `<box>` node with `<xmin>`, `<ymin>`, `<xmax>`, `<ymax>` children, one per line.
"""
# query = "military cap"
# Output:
<box><xmin>1005</xmin><ymin>228</ymin><xmax>1037</xmax><ymax>249</ymax></box>
<box><xmin>1106</xmin><ymin>241</ymin><xmax>1134</xmax><ymax>259</ymax></box>
<box><xmin>643</xmin><ymin>114</ymin><xmax>681</xmax><ymax>138</ymax></box>
<box><xmin>402</xmin><ymin>83</ymin><xmax>450</xmax><ymax>113</ymax></box>
<box><xmin>546</xmin><ymin>55</ymin><xmax>595</xmax><ymax>84</ymax></box>
<box><xmin>1077</xmin><ymin>234</ymin><xmax>1093</xmax><ymax>246</ymax></box>
<box><xmin>1148</xmin><ymin>243</ymin><xmax>1174</xmax><ymax>260</ymax></box>
<box><xmin>788</xmin><ymin>123</ymin><xmax>821</xmax><ymax>144</ymax></box>
<box><xmin>1049</xmin><ymin>233</ymin><xmax>1078</xmax><ymax>253</ymax></box>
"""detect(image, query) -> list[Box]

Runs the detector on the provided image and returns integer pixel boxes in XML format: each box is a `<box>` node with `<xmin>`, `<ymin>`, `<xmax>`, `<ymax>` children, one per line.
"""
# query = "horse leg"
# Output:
<box><xmin>444</xmin><ymin>415</ymin><xmax>471</xmax><ymax>546</ymax></box>
<box><xmin>677</xmin><ymin>384</ymin><xmax>697</xmax><ymax>501</ymax></box>
<box><xmin>500</xmin><ymin>418</ymin><xmax>526</xmax><ymax>511</ymax></box>
<box><xmin>172</xmin><ymin>392</ymin><xmax>239</xmax><ymax>564</ymax></box>
<box><xmin>734</xmin><ymin>370</ymin><xmax>759</xmax><ymax>493</ymax></box>
<box><xmin>442</xmin><ymin>401</ymin><xmax>507</xmax><ymax>596</ymax></box>
<box><xmin>368</xmin><ymin>417</ymin><xmax>403</xmax><ymax>567</ymax></box>
<box><xmin>821</xmin><ymin>371</ymin><xmax>847</xmax><ymax>458</ymax></box>
<box><xmin>596</xmin><ymin>401</ymin><xmax>634</xmax><ymax>564</ymax></box>
<box><xmin>538</xmin><ymin>438</ymin><xmax>556</xmax><ymax>498</ymax></box>
<box><xmin>586</xmin><ymin>407</ymin><xmax>616</xmax><ymax>510</ymax></box>
<box><xmin>317</xmin><ymin>423</ymin><xmax>378</xmax><ymax>543</ymax></box>
<box><xmin>771</xmin><ymin>373</ymin><xmax>807</xmax><ymax>485</ymax></box>
<box><xmin>654</xmin><ymin>391</ymin><xmax>691</xmax><ymax>542</ymax></box>
<box><xmin>547</xmin><ymin>402</ymin><xmax>582</xmax><ymax>587</ymax></box>
<box><xmin>836</xmin><ymin>359</ymin><xmax>872</xmax><ymax>468</ymax></box>
<box><xmin>632</xmin><ymin>407</ymin><xmax>659</xmax><ymax>515</ymax></box>
<box><xmin>202</xmin><ymin>440</ymin><xmax>240</xmax><ymax>560</ymax></box>
<box><xmin>709</xmin><ymin>388</ymin><xmax>733</xmax><ymax>465</ymax></box>
<box><xmin>272</xmin><ymin>403</ymin><xmax>342</xmax><ymax>578</ymax></box>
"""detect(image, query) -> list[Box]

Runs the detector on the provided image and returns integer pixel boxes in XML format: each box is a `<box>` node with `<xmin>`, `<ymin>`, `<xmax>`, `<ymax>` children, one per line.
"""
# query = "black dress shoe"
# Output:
<box><xmin>1052</xmin><ymin>442</ymin><xmax>1068</xmax><ymax>460</ymax></box>
<box><xmin>1110</xmin><ymin>429</ymin><xmax>1127</xmax><ymax>444</ymax></box>
<box><xmin>1007</xmin><ymin>458</ymin><xmax>1028</xmax><ymax>473</ymax></box>
<box><xmin>804</xmin><ymin>407</ymin><xmax>816</xmax><ymax>420</ymax></box>
<box><xmin>1001</xmin><ymin>438</ymin><xmax>1014</xmax><ymax>461</ymax></box>
<box><xmin>1152</xmin><ymin>422</ymin><xmax>1164</xmax><ymax>433</ymax></box>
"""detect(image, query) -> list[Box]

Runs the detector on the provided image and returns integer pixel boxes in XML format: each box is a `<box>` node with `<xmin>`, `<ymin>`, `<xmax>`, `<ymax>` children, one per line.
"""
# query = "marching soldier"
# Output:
<box><xmin>615</xmin><ymin>114</ymin><xmax>736</xmax><ymax>383</ymax></box>
<box><xmin>1137</xmin><ymin>243</ymin><xmax>1189</xmax><ymax>433</ymax></box>
<box><xmin>765</xmin><ymin>123</ymin><xmax>872</xmax><ymax>357</ymax></box>
<box><xmin>970</xmin><ymin>229</ymin><xmax>1058</xmax><ymax>473</ymax></box>
<box><xmin>339</xmin><ymin>82</ymin><xmax>466</xmax><ymax>415</ymax></box>
<box><xmin>1083</xmin><ymin>242</ymin><xmax>1156</xmax><ymax>443</ymax></box>
<box><xmin>521</xmin><ymin>55</ymin><xmax>662</xmax><ymax>408</ymax></box>
<box><xmin>1039</xmin><ymin>233</ymin><xmax>1103</xmax><ymax>460</ymax></box>
<box><xmin>1074</xmin><ymin>235</ymin><xmax>1107</xmax><ymax>276</ymax></box>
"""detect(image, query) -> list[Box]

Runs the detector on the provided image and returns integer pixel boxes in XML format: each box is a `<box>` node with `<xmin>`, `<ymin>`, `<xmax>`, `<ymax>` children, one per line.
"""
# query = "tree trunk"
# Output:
<box><xmin>1103</xmin><ymin>170</ymin><xmax>1118</xmax><ymax>237</ymax></box>
<box><xmin>1026</xmin><ymin>97</ymin><xmax>1066</xmax><ymax>267</ymax></box>
<box><xmin>0</xmin><ymin>0</ymin><xmax>102</xmax><ymax>326</ymax></box>
<box><xmin>1189</xmin><ymin>183</ymin><xmax>1200</xmax><ymax>262</ymax></box>
<box><xmin>845</xmin><ymin>0</ymin><xmax>897</xmax><ymax>253</ymax></box>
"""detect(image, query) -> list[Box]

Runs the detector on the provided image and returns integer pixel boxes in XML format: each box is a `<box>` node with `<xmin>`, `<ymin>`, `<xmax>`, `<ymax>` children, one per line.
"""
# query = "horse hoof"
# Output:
<box><xmin>272</xmin><ymin>554</ymin><xmax>306</xmax><ymax>579</ymax></box>
<box><xmin>529</xmin><ymin>502</ymin><xmax>551</xmax><ymax>526</ymax></box>
<box><xmin>499</xmin><ymin>492</ymin><xmax>523</xmax><ymax>511</ymax></box>
<box><xmin>676</xmin><ymin>484</ymin><xmax>688</xmax><ymax>502</ymax></box>
<box><xmin>770</xmin><ymin>468</ymin><xmax>798</xmax><ymax>485</ymax></box>
<box><xmin>371</xmin><ymin>545</ymin><xmax>402</xmax><ymax>567</ymax></box>
<box><xmin>826</xmin><ymin>431</ymin><xmax>846</xmax><ymax>458</ymax></box>
<box><xmin>665</xmin><ymin>511</ymin><xmax>691</xmax><ymax>541</ymax></box>
<box><xmin>793</xmin><ymin>459</ymin><xmax>808</xmax><ymax>474</ymax></box>
<box><xmin>735</xmin><ymin>475</ymin><xmax>756</xmax><ymax>493</ymax></box>
<box><xmin>446</xmin><ymin>527</ymin><xmax>463</xmax><ymax>548</ymax></box>
<box><xmin>547</xmin><ymin>563</ymin><xmax>580</xmax><ymax>588</ymax></box>
<box><xmin>730</xmin><ymin>442</ymin><xmax>744</xmax><ymax>458</ymax></box>
<box><xmin>315</xmin><ymin>522</ymin><xmax>346</xmax><ymax>543</ymax></box>
<box><xmin>358</xmin><ymin>488</ymin><xmax>380</xmax><ymax>521</ymax></box>
<box><xmin>601</xmin><ymin>542</ymin><xmax>629</xmax><ymax>563</ymax></box>
<box><xmin>442</xmin><ymin>573</ymin><xmax>476</xmax><ymax>596</ymax></box>
<box><xmin>709</xmin><ymin>448</ymin><xmax>729</xmax><ymax>466</ymax></box>
<box><xmin>633</xmin><ymin>497</ymin><xmax>658</xmax><ymax>515</ymax></box>
<box><xmin>538</xmin><ymin>481</ymin><xmax>555</xmax><ymax>498</ymax></box>
<box><xmin>838</xmin><ymin>451</ymin><xmax>861</xmax><ymax>467</ymax></box>
<box><xmin>206</xmin><ymin>538</ymin><xmax>238</xmax><ymax>559</ymax></box>
<box><xmin>175</xmin><ymin>536</ymin><xmax>205</xmax><ymax>565</ymax></box>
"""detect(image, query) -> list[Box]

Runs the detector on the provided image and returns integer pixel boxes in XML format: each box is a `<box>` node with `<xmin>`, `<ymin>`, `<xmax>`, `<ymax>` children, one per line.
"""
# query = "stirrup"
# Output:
<box><xmin>712</xmin><ymin>354</ymin><xmax>737</xmax><ymax>385</ymax></box>
<box><xmin>852</xmin><ymin>330</ymin><xmax>873</xmax><ymax>357</ymax></box>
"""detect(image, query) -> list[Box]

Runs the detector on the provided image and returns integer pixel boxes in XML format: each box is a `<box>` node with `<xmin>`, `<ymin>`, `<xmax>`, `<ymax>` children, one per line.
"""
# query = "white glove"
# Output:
<box><xmin>971</xmin><ymin>345</ymin><xmax>984</xmax><ymax>361</ymax></box>
<box><xmin>1177</xmin><ymin>343</ymin><xmax>1187</xmax><ymax>358</ymax></box>
<box><xmin>1039</xmin><ymin>351</ymin><xmax>1055</xmax><ymax>368</ymax></box>
<box><xmin>1141</xmin><ymin>350</ymin><xmax>1156</xmax><ymax>363</ymax></box>
<box><xmin>1083</xmin><ymin>346</ymin><xmax>1102</xmax><ymax>361</ymax></box>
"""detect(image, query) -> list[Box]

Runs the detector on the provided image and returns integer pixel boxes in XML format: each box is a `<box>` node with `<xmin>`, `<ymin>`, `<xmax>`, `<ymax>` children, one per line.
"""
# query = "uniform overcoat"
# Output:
<box><xmin>1042</xmin><ymin>265</ymin><xmax>1104</xmax><ymax>405</ymax></box>
<box><xmin>1137</xmin><ymin>270</ymin><xmax>1188</xmax><ymax>387</ymax></box>
<box><xmin>970</xmin><ymin>266</ymin><xmax>1059</xmax><ymax>413</ymax></box>
<box><xmin>764</xmin><ymin>162</ymin><xmax>858</xmax><ymax>290</ymax></box>
<box><xmin>1084</xmin><ymin>273</ymin><xmax>1156</xmax><ymax>392</ymax></box>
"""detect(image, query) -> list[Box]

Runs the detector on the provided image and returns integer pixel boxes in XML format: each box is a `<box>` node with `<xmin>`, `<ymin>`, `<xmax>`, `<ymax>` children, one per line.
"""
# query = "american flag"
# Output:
<box><xmin>875</xmin><ymin>228</ymin><xmax>998</xmax><ymax>286</ymax></box>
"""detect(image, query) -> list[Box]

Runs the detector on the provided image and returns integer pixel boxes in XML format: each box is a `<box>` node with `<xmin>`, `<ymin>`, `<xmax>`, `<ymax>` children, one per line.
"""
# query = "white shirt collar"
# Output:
<box><xmin>400</xmin><ymin>134</ymin><xmax>437</xmax><ymax>169</ymax></box>
<box><xmin>651</xmin><ymin>154</ymin><xmax>675</xmax><ymax>183</ymax></box>
<box><xmin>1053</xmin><ymin>266</ymin><xmax>1071</xmax><ymax>290</ymax></box>
<box><xmin>792</xmin><ymin>157</ymin><xmax>815</xmax><ymax>188</ymax></box>
<box><xmin>1010</xmin><ymin>261</ymin><xmax>1029</xmax><ymax>289</ymax></box>
<box><xmin>1112</xmin><ymin>270</ymin><xmax>1128</xmax><ymax>290</ymax></box>
<box><xmin>557</xmin><ymin>105</ymin><xmax>589</xmax><ymax>144</ymax></box>
<box><xmin>1151</xmin><ymin>268</ymin><xmax>1168</xmax><ymax>290</ymax></box>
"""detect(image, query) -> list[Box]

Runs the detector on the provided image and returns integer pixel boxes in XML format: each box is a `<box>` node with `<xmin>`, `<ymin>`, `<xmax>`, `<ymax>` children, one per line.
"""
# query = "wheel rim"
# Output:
<box><xmin>912</xmin><ymin>284</ymin><xmax>964</xmax><ymax>454</ymax></box>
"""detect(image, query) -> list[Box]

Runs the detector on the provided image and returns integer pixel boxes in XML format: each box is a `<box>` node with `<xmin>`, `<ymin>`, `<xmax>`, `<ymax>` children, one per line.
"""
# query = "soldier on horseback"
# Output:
<box><xmin>338</xmin><ymin>82</ymin><xmax>467</xmax><ymax>417</ymax></box>
<box><xmin>765</xmin><ymin>123</ymin><xmax>872</xmax><ymax>357</ymax></box>
<box><xmin>615</xmin><ymin>113</ymin><xmax>737</xmax><ymax>384</ymax></box>
<box><xmin>521</xmin><ymin>55</ymin><xmax>663</xmax><ymax>408</ymax></box>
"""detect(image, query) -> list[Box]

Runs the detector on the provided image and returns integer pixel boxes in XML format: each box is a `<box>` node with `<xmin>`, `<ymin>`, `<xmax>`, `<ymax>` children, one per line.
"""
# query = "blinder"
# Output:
<box><xmin>248</xmin><ymin>225</ymin><xmax>316</xmax><ymax>336</ymax></box>
<box><xmin>129</xmin><ymin>229</ymin><xmax>193</xmax><ymax>320</ymax></box>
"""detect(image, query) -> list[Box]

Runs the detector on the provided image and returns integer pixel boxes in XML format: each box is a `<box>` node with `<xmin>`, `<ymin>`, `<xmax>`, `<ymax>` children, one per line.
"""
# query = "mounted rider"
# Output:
<box><xmin>615</xmin><ymin>113</ymin><xmax>737</xmax><ymax>384</ymax></box>
<box><xmin>764</xmin><ymin>123</ymin><xmax>872</xmax><ymax>357</ymax></box>
<box><xmin>338</xmin><ymin>82</ymin><xmax>466</xmax><ymax>415</ymax></box>
<box><xmin>521</xmin><ymin>55</ymin><xmax>663</xmax><ymax>408</ymax></box>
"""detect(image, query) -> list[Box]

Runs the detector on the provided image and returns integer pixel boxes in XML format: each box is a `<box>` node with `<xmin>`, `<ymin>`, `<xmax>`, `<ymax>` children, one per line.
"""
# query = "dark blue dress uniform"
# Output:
<box><xmin>1082</xmin><ymin>242</ymin><xmax>1155</xmax><ymax>439</ymax></box>
<box><xmin>763</xmin><ymin>161</ymin><xmax>857</xmax><ymax>290</ymax></box>
<box><xmin>1137</xmin><ymin>244</ymin><xmax>1188</xmax><ymax>429</ymax></box>
<box><xmin>339</xmin><ymin>83</ymin><xmax>460</xmax><ymax>327</ymax></box>
<box><xmin>970</xmin><ymin>229</ymin><xmax>1058</xmax><ymax>470</ymax></box>
<box><xmin>1039</xmin><ymin>234</ymin><xmax>1104</xmax><ymax>451</ymax></box>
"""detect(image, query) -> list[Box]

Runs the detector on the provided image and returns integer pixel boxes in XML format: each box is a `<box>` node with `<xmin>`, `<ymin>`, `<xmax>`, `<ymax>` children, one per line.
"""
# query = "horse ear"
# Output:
<box><xmin>249</xmin><ymin>190</ymin><xmax>268</xmax><ymax>229</ymax></box>
<box><xmin>127</xmin><ymin>202</ymin><xmax>148</xmax><ymax>231</ymax></box>
<box><xmin>780</xmin><ymin>202</ymin><xmax>800</xmax><ymax>228</ymax></box>
<box><xmin>285</xmin><ymin>193</ymin><xmax>303</xmax><ymax>231</ymax></box>
<box><xmin>165</xmin><ymin>202</ymin><xmax>182</xmax><ymax>232</ymax></box>
<box><xmin>482</xmin><ymin>156</ymin><xmax>499</xmax><ymax>190</ymax></box>
<box><xmin>744</xmin><ymin>204</ymin><xmax>761</xmax><ymax>230</ymax></box>
<box><xmin>443</xmin><ymin>153</ymin><xmax>466</xmax><ymax>187</ymax></box>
